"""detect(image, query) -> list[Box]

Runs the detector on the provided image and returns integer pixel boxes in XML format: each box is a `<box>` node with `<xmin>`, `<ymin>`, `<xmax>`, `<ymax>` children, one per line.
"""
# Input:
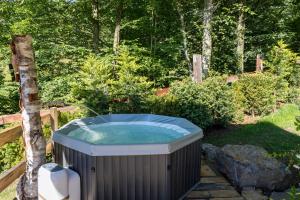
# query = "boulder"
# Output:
<box><xmin>202</xmin><ymin>143</ymin><xmax>222</xmax><ymax>163</ymax></box>
<box><xmin>216</xmin><ymin>145</ymin><xmax>292</xmax><ymax>191</ymax></box>
<box><xmin>241</xmin><ymin>188</ymin><xmax>268</xmax><ymax>200</ymax></box>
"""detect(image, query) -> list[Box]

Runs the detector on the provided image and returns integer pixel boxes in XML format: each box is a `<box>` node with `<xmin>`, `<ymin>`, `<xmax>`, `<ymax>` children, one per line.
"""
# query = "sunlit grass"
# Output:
<box><xmin>204</xmin><ymin>104</ymin><xmax>300</xmax><ymax>153</ymax></box>
<box><xmin>0</xmin><ymin>179</ymin><xmax>17</xmax><ymax>199</ymax></box>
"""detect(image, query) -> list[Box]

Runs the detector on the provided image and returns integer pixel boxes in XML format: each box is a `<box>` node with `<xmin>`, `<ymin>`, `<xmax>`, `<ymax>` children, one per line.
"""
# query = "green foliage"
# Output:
<box><xmin>41</xmin><ymin>76</ymin><xmax>73</xmax><ymax>103</ymax></box>
<box><xmin>147</xmin><ymin>76</ymin><xmax>238</xmax><ymax>129</ymax></box>
<box><xmin>0</xmin><ymin>83</ymin><xmax>19</xmax><ymax>115</ymax></box>
<box><xmin>266</xmin><ymin>41</ymin><xmax>300</xmax><ymax>86</ymax></box>
<box><xmin>234</xmin><ymin>73</ymin><xmax>277</xmax><ymax>116</ymax></box>
<box><xmin>0</xmin><ymin>138</ymin><xmax>24</xmax><ymax>173</ymax></box>
<box><xmin>296</xmin><ymin>116</ymin><xmax>300</xmax><ymax>131</ymax></box>
<box><xmin>72</xmin><ymin>47</ymin><xmax>153</xmax><ymax>115</ymax></box>
<box><xmin>58</xmin><ymin>111</ymin><xmax>86</xmax><ymax>128</ymax></box>
<box><xmin>288</xmin><ymin>186</ymin><xmax>300</xmax><ymax>200</ymax></box>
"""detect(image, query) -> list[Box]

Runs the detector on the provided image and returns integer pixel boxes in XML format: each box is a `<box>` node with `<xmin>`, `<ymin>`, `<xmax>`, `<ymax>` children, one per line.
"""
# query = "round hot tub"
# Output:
<box><xmin>53</xmin><ymin>114</ymin><xmax>203</xmax><ymax>200</ymax></box>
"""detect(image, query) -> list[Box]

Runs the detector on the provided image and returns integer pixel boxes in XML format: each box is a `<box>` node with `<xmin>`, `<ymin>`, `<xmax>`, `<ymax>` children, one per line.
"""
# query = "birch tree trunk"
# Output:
<box><xmin>202</xmin><ymin>0</ymin><xmax>213</xmax><ymax>77</ymax></box>
<box><xmin>113</xmin><ymin>1</ymin><xmax>123</xmax><ymax>55</ymax></box>
<box><xmin>236</xmin><ymin>0</ymin><xmax>245</xmax><ymax>73</ymax></box>
<box><xmin>176</xmin><ymin>2</ymin><xmax>192</xmax><ymax>76</ymax></box>
<box><xmin>91</xmin><ymin>0</ymin><xmax>100</xmax><ymax>53</ymax></box>
<box><xmin>11</xmin><ymin>35</ymin><xmax>46</xmax><ymax>200</ymax></box>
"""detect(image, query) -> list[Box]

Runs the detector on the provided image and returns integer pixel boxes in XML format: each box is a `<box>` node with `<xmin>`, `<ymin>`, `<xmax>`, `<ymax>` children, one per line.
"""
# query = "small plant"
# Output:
<box><xmin>288</xmin><ymin>186</ymin><xmax>300</xmax><ymax>200</ymax></box>
<box><xmin>296</xmin><ymin>116</ymin><xmax>300</xmax><ymax>131</ymax></box>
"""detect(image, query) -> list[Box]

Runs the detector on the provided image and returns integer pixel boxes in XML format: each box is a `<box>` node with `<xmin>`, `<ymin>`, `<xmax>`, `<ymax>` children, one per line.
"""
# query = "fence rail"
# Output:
<box><xmin>0</xmin><ymin>106</ymin><xmax>77</xmax><ymax>193</ymax></box>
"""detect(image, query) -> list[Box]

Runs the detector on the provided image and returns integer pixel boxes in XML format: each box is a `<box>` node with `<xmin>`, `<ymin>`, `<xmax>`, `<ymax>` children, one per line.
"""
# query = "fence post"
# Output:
<box><xmin>50</xmin><ymin>107</ymin><xmax>59</xmax><ymax>133</ymax></box>
<box><xmin>256</xmin><ymin>54</ymin><xmax>263</xmax><ymax>72</ymax></box>
<box><xmin>193</xmin><ymin>54</ymin><xmax>203</xmax><ymax>83</ymax></box>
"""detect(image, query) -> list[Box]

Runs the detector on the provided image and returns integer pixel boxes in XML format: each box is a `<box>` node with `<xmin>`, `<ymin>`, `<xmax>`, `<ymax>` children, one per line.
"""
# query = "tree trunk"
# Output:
<box><xmin>176</xmin><ymin>2</ymin><xmax>192</xmax><ymax>76</ymax></box>
<box><xmin>11</xmin><ymin>35</ymin><xmax>46</xmax><ymax>200</ymax></box>
<box><xmin>92</xmin><ymin>0</ymin><xmax>100</xmax><ymax>53</ymax></box>
<box><xmin>113</xmin><ymin>1</ymin><xmax>123</xmax><ymax>55</ymax></box>
<box><xmin>236</xmin><ymin>1</ymin><xmax>245</xmax><ymax>73</ymax></box>
<box><xmin>202</xmin><ymin>0</ymin><xmax>213</xmax><ymax>77</ymax></box>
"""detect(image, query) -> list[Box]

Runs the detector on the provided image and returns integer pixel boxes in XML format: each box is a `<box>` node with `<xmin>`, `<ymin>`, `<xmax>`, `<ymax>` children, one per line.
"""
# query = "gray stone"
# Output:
<box><xmin>242</xmin><ymin>188</ymin><xmax>268</xmax><ymax>200</ymax></box>
<box><xmin>215</xmin><ymin>145</ymin><xmax>292</xmax><ymax>191</ymax></box>
<box><xmin>202</xmin><ymin>143</ymin><xmax>221</xmax><ymax>163</ymax></box>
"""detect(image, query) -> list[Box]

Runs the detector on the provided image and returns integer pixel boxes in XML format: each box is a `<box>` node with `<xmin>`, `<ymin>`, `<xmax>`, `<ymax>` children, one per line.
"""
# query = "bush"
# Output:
<box><xmin>265</xmin><ymin>40</ymin><xmax>300</xmax><ymax>87</ymax></box>
<box><xmin>72</xmin><ymin>47</ymin><xmax>153</xmax><ymax>115</ymax></box>
<box><xmin>0</xmin><ymin>83</ymin><xmax>19</xmax><ymax>115</ymax></box>
<box><xmin>235</xmin><ymin>73</ymin><xmax>277</xmax><ymax>116</ymax></box>
<box><xmin>0</xmin><ymin>137</ymin><xmax>24</xmax><ymax>173</ymax></box>
<box><xmin>40</xmin><ymin>75</ymin><xmax>73</xmax><ymax>104</ymax></box>
<box><xmin>147</xmin><ymin>76</ymin><xmax>239</xmax><ymax>129</ymax></box>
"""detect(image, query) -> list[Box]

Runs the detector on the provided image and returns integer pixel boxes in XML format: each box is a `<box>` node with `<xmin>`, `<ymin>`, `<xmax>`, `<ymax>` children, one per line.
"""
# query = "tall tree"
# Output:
<box><xmin>176</xmin><ymin>1</ymin><xmax>192</xmax><ymax>75</ymax></box>
<box><xmin>11</xmin><ymin>35</ymin><xmax>46</xmax><ymax>200</ymax></box>
<box><xmin>91</xmin><ymin>0</ymin><xmax>100</xmax><ymax>52</ymax></box>
<box><xmin>202</xmin><ymin>0</ymin><xmax>213</xmax><ymax>77</ymax></box>
<box><xmin>113</xmin><ymin>0</ymin><xmax>123</xmax><ymax>55</ymax></box>
<box><xmin>236</xmin><ymin>0</ymin><xmax>245</xmax><ymax>73</ymax></box>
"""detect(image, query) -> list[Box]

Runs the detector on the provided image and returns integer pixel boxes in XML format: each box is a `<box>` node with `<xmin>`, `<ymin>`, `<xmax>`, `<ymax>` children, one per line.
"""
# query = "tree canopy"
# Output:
<box><xmin>0</xmin><ymin>0</ymin><xmax>300</xmax><ymax>113</ymax></box>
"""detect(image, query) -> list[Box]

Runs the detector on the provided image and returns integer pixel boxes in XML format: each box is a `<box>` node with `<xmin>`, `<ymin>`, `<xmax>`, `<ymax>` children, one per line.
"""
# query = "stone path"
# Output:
<box><xmin>184</xmin><ymin>161</ymin><xmax>245</xmax><ymax>200</ymax></box>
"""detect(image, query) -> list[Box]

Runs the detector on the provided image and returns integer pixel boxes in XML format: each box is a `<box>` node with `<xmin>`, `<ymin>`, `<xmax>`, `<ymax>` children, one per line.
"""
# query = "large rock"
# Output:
<box><xmin>216</xmin><ymin>145</ymin><xmax>292</xmax><ymax>191</ymax></box>
<box><xmin>202</xmin><ymin>143</ymin><xmax>222</xmax><ymax>163</ymax></box>
<box><xmin>241</xmin><ymin>188</ymin><xmax>268</xmax><ymax>200</ymax></box>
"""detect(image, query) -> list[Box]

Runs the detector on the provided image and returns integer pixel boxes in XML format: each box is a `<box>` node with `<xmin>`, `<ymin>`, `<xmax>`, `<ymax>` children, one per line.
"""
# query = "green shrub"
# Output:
<box><xmin>41</xmin><ymin>75</ymin><xmax>73</xmax><ymax>104</ymax></box>
<box><xmin>58</xmin><ymin>111</ymin><xmax>86</xmax><ymax>127</ymax></box>
<box><xmin>72</xmin><ymin>47</ymin><xmax>153</xmax><ymax>115</ymax></box>
<box><xmin>286</xmin><ymin>87</ymin><xmax>300</xmax><ymax>104</ymax></box>
<box><xmin>0</xmin><ymin>137</ymin><xmax>24</xmax><ymax>173</ymax></box>
<box><xmin>147</xmin><ymin>76</ymin><xmax>238</xmax><ymax>129</ymax></box>
<box><xmin>235</xmin><ymin>73</ymin><xmax>277</xmax><ymax>116</ymax></box>
<box><xmin>0</xmin><ymin>83</ymin><xmax>19</xmax><ymax>115</ymax></box>
<box><xmin>265</xmin><ymin>40</ymin><xmax>300</xmax><ymax>87</ymax></box>
<box><xmin>296</xmin><ymin>116</ymin><xmax>300</xmax><ymax>131</ymax></box>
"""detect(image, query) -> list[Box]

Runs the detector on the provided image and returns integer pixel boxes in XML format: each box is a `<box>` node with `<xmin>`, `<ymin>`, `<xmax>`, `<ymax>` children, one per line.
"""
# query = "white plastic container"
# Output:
<box><xmin>38</xmin><ymin>163</ymin><xmax>80</xmax><ymax>200</ymax></box>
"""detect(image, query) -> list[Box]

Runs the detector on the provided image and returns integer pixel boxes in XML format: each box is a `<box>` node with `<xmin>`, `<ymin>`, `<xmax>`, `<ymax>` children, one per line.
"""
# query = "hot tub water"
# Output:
<box><xmin>67</xmin><ymin>122</ymin><xmax>190</xmax><ymax>145</ymax></box>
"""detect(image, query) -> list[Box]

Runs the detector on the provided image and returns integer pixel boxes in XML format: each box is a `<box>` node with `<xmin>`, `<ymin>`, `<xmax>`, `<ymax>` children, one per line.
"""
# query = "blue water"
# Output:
<box><xmin>67</xmin><ymin>123</ymin><xmax>188</xmax><ymax>144</ymax></box>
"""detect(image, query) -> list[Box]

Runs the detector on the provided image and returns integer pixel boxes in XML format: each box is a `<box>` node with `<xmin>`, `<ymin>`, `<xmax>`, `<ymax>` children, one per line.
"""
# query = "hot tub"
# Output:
<box><xmin>53</xmin><ymin>114</ymin><xmax>203</xmax><ymax>200</ymax></box>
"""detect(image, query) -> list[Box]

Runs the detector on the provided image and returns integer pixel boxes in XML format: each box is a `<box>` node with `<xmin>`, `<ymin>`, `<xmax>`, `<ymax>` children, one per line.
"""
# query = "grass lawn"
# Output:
<box><xmin>0</xmin><ymin>179</ymin><xmax>17</xmax><ymax>199</ymax></box>
<box><xmin>204</xmin><ymin>104</ymin><xmax>300</xmax><ymax>153</ymax></box>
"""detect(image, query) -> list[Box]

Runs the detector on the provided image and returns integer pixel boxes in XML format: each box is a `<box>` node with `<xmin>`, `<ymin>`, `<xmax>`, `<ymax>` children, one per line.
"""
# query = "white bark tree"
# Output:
<box><xmin>236</xmin><ymin>0</ymin><xmax>245</xmax><ymax>73</ymax></box>
<box><xmin>91</xmin><ymin>0</ymin><xmax>100</xmax><ymax>53</ymax></box>
<box><xmin>176</xmin><ymin>1</ymin><xmax>193</xmax><ymax>76</ymax></box>
<box><xmin>202</xmin><ymin>0</ymin><xmax>213</xmax><ymax>77</ymax></box>
<box><xmin>11</xmin><ymin>35</ymin><xmax>46</xmax><ymax>200</ymax></box>
<box><xmin>113</xmin><ymin>1</ymin><xmax>123</xmax><ymax>55</ymax></box>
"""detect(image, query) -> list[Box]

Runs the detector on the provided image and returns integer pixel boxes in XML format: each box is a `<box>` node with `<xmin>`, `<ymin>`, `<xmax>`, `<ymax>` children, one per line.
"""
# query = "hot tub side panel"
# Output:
<box><xmin>54</xmin><ymin>139</ymin><xmax>201</xmax><ymax>200</ymax></box>
<box><xmin>54</xmin><ymin>143</ymin><xmax>170</xmax><ymax>200</ymax></box>
<box><xmin>169</xmin><ymin>139</ymin><xmax>201</xmax><ymax>199</ymax></box>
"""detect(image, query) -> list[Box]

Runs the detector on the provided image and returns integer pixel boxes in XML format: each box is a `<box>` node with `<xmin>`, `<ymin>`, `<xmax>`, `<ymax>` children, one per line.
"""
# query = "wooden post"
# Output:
<box><xmin>11</xmin><ymin>35</ymin><xmax>46</xmax><ymax>200</ymax></box>
<box><xmin>256</xmin><ymin>54</ymin><xmax>263</xmax><ymax>72</ymax></box>
<box><xmin>193</xmin><ymin>54</ymin><xmax>203</xmax><ymax>83</ymax></box>
<box><xmin>50</xmin><ymin>107</ymin><xmax>59</xmax><ymax>132</ymax></box>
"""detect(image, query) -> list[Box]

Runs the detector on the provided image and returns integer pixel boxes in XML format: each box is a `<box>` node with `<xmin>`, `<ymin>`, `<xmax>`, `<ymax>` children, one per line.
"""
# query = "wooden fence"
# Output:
<box><xmin>0</xmin><ymin>106</ymin><xmax>77</xmax><ymax>192</ymax></box>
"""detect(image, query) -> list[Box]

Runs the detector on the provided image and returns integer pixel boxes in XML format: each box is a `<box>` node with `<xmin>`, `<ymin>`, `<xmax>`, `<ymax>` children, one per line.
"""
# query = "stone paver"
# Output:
<box><xmin>184</xmin><ymin>161</ymin><xmax>245</xmax><ymax>200</ymax></box>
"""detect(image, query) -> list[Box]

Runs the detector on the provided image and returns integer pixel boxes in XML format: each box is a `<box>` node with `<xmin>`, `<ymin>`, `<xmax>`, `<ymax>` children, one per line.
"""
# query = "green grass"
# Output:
<box><xmin>0</xmin><ymin>179</ymin><xmax>17</xmax><ymax>199</ymax></box>
<box><xmin>204</xmin><ymin>104</ymin><xmax>300</xmax><ymax>153</ymax></box>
